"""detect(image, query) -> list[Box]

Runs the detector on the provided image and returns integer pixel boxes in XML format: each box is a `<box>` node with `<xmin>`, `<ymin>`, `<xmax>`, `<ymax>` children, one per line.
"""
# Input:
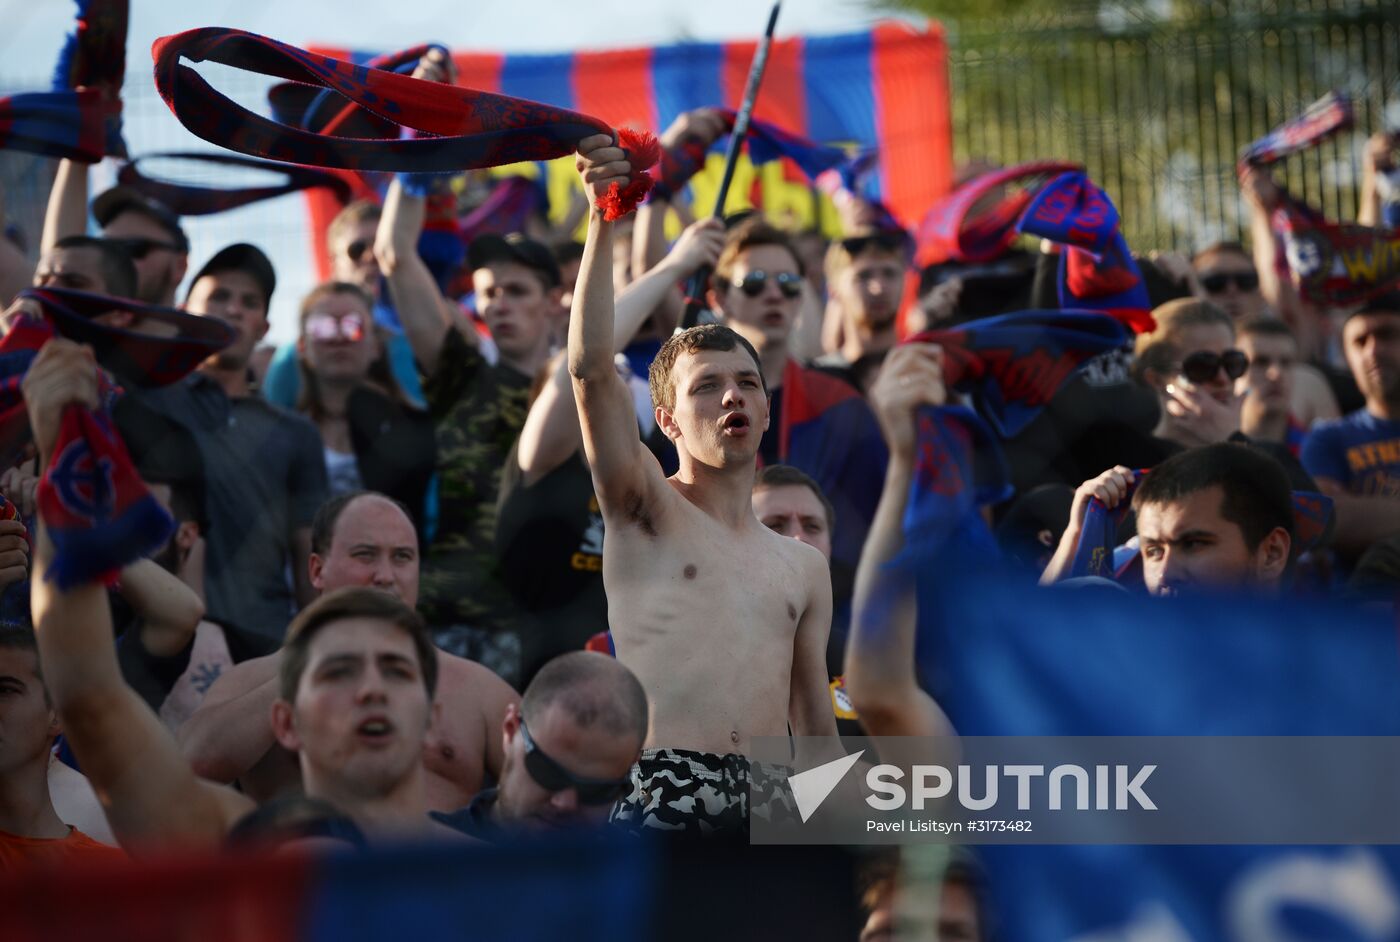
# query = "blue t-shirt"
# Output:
<box><xmin>1300</xmin><ymin>409</ymin><xmax>1400</xmax><ymax>497</ymax></box>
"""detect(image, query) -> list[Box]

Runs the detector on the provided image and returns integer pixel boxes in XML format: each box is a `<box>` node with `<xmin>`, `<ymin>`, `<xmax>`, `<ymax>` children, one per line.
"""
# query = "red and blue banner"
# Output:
<box><xmin>0</xmin><ymin>835</ymin><xmax>859</xmax><ymax>939</ymax></box>
<box><xmin>304</xmin><ymin>23</ymin><xmax>951</xmax><ymax>277</ymax></box>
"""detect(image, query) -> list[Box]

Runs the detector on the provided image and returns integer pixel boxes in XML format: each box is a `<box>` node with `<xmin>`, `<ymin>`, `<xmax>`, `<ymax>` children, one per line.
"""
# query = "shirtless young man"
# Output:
<box><xmin>23</xmin><ymin>340</ymin><xmax>463</xmax><ymax>847</ymax></box>
<box><xmin>569</xmin><ymin>136</ymin><xmax>837</xmax><ymax>836</ymax></box>
<box><xmin>177</xmin><ymin>491</ymin><xmax>517</xmax><ymax>810</ymax></box>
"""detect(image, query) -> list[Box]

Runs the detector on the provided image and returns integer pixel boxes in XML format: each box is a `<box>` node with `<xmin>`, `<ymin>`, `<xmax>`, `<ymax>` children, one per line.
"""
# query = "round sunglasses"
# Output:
<box><xmin>1177</xmin><ymin>349</ymin><xmax>1249</xmax><ymax>384</ymax></box>
<box><xmin>732</xmin><ymin>270</ymin><xmax>803</xmax><ymax>299</ymax></box>
<box><xmin>304</xmin><ymin>311</ymin><xmax>367</xmax><ymax>343</ymax></box>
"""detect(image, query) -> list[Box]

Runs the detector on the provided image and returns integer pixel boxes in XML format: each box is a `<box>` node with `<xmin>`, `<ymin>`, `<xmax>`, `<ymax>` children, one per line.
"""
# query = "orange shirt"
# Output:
<box><xmin>0</xmin><ymin>827</ymin><xmax>125</xmax><ymax>871</ymax></box>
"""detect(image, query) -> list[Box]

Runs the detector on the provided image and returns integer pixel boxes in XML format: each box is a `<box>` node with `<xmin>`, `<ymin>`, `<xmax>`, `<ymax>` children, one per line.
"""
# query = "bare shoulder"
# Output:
<box><xmin>436</xmin><ymin>651</ymin><xmax>520</xmax><ymax>707</ymax></box>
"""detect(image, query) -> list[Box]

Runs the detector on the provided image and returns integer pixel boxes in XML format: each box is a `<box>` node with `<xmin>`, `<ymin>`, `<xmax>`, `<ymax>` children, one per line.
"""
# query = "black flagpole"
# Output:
<box><xmin>678</xmin><ymin>1</ymin><xmax>782</xmax><ymax>331</ymax></box>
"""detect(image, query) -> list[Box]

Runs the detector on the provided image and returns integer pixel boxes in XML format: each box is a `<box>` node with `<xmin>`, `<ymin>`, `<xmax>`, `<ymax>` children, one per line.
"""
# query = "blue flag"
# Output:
<box><xmin>915</xmin><ymin>573</ymin><xmax>1400</xmax><ymax>940</ymax></box>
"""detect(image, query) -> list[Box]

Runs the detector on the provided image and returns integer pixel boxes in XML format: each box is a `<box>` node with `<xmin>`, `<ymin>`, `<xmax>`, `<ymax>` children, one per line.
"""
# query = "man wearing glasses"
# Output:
<box><xmin>705</xmin><ymin>218</ymin><xmax>888</xmax><ymax>577</ymax></box>
<box><xmin>1191</xmin><ymin>242</ymin><xmax>1266</xmax><ymax>322</ymax></box>
<box><xmin>431</xmin><ymin>651</ymin><xmax>646</xmax><ymax>838</ymax></box>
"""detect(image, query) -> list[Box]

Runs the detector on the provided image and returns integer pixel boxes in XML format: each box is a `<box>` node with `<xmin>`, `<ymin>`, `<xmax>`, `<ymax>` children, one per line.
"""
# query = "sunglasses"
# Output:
<box><xmin>1178</xmin><ymin>349</ymin><xmax>1249</xmax><ymax>384</ymax></box>
<box><xmin>840</xmin><ymin>231</ymin><xmax>911</xmax><ymax>258</ymax></box>
<box><xmin>1200</xmin><ymin>271</ymin><xmax>1259</xmax><ymax>294</ymax></box>
<box><xmin>733</xmin><ymin>270</ymin><xmax>803</xmax><ymax>299</ymax></box>
<box><xmin>109</xmin><ymin>236</ymin><xmax>182</xmax><ymax>260</ymax></box>
<box><xmin>305</xmin><ymin>311</ymin><xmax>367</xmax><ymax>343</ymax></box>
<box><xmin>519</xmin><ymin>720</ymin><xmax>632</xmax><ymax>806</ymax></box>
<box><xmin>345</xmin><ymin>239</ymin><xmax>373</xmax><ymax>263</ymax></box>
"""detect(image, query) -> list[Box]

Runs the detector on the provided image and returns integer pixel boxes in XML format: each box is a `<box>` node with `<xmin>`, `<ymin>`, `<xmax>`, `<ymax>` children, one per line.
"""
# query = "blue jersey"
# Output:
<box><xmin>1300</xmin><ymin>408</ymin><xmax>1400</xmax><ymax>497</ymax></box>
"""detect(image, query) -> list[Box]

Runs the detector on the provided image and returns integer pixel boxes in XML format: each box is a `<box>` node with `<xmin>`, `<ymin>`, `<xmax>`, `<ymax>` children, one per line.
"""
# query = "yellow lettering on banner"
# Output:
<box><xmin>540</xmin><ymin>151</ymin><xmax>846</xmax><ymax>241</ymax></box>
<box><xmin>1342</xmin><ymin>247</ymin><xmax>1378</xmax><ymax>284</ymax></box>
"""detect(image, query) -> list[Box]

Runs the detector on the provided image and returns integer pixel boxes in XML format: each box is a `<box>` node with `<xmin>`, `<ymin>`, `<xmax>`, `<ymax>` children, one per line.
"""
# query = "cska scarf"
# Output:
<box><xmin>152</xmin><ymin>28</ymin><xmax>657</xmax><ymax>220</ymax></box>
<box><xmin>0</xmin><ymin>0</ymin><xmax>126</xmax><ymax>163</ymax></box>
<box><xmin>1240</xmin><ymin>93</ymin><xmax>1400</xmax><ymax>305</ymax></box>
<box><xmin>906</xmin><ymin>310</ymin><xmax>1130</xmax><ymax>438</ymax></box>
<box><xmin>915</xmin><ymin>161</ymin><xmax>1081</xmax><ymax>267</ymax></box>
<box><xmin>1</xmin><ymin>289</ymin><xmax>234</xmax><ymax>588</ymax></box>
<box><xmin>1017</xmin><ymin>171</ymin><xmax>1155</xmax><ymax>335</ymax></box>
<box><xmin>650</xmin><ymin>108</ymin><xmax>854</xmax><ymax>202</ymax></box>
<box><xmin>116</xmin><ymin>152</ymin><xmax>353</xmax><ymax>216</ymax></box>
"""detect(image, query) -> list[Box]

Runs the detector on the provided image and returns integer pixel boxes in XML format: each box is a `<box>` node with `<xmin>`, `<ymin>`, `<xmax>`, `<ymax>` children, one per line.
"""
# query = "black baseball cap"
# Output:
<box><xmin>91</xmin><ymin>186</ymin><xmax>189</xmax><ymax>252</ymax></box>
<box><xmin>1346</xmin><ymin>291</ymin><xmax>1400</xmax><ymax>322</ymax></box>
<box><xmin>467</xmin><ymin>233</ymin><xmax>561</xmax><ymax>288</ymax></box>
<box><xmin>189</xmin><ymin>243</ymin><xmax>277</xmax><ymax>310</ymax></box>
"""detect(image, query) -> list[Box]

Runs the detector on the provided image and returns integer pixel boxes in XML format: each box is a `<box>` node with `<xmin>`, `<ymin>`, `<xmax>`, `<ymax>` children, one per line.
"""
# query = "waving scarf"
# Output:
<box><xmin>651</xmin><ymin>109</ymin><xmax>854</xmax><ymax>202</ymax></box>
<box><xmin>0</xmin><ymin>0</ymin><xmax>126</xmax><ymax>162</ymax></box>
<box><xmin>1239</xmin><ymin>91</ymin><xmax>1352</xmax><ymax>168</ymax></box>
<box><xmin>116</xmin><ymin>152</ymin><xmax>353</xmax><ymax>216</ymax></box>
<box><xmin>152</xmin><ymin>28</ymin><xmax>657</xmax><ymax>220</ymax></box>
<box><xmin>915</xmin><ymin>161</ymin><xmax>1081</xmax><ymax>267</ymax></box>
<box><xmin>1239</xmin><ymin>93</ymin><xmax>1400</xmax><ymax>305</ymax></box>
<box><xmin>1017</xmin><ymin>171</ymin><xmax>1155</xmax><ymax>334</ymax></box>
<box><xmin>907</xmin><ymin>310</ymin><xmax>1130</xmax><ymax>438</ymax></box>
<box><xmin>0</xmin><ymin>289</ymin><xmax>234</xmax><ymax>588</ymax></box>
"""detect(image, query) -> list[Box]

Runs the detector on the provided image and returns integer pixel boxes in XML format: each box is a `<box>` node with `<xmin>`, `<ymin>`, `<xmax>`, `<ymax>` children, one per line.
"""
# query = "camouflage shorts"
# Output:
<box><xmin>609</xmin><ymin>749</ymin><xmax>797</xmax><ymax>839</ymax></box>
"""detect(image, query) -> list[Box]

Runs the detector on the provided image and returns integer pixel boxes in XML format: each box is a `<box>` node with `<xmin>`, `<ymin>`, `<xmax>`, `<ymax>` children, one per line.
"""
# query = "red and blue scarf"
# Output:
<box><xmin>651</xmin><ymin>108</ymin><xmax>854</xmax><ymax>201</ymax></box>
<box><xmin>1016</xmin><ymin>171</ymin><xmax>1155</xmax><ymax>335</ymax></box>
<box><xmin>152</xmin><ymin>28</ymin><xmax>657</xmax><ymax>220</ymax></box>
<box><xmin>915</xmin><ymin>161</ymin><xmax>1081</xmax><ymax>267</ymax></box>
<box><xmin>1070</xmin><ymin>479</ymin><xmax>1336</xmax><ymax>581</ymax></box>
<box><xmin>0</xmin><ymin>0</ymin><xmax>126</xmax><ymax>163</ymax></box>
<box><xmin>1239</xmin><ymin>91</ymin><xmax>1352</xmax><ymax>168</ymax></box>
<box><xmin>1240</xmin><ymin>92</ymin><xmax>1400</xmax><ymax>305</ymax></box>
<box><xmin>907</xmin><ymin>310</ymin><xmax>1130</xmax><ymax>438</ymax></box>
<box><xmin>1</xmin><ymin>289</ymin><xmax>234</xmax><ymax>588</ymax></box>
<box><xmin>115</xmin><ymin>152</ymin><xmax>353</xmax><ymax>216</ymax></box>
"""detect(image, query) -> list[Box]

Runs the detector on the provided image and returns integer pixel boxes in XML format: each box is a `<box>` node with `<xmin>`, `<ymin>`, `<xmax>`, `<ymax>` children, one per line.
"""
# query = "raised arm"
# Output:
<box><xmin>1039</xmin><ymin>465</ymin><xmax>1136</xmax><ymax>586</ymax></box>
<box><xmin>568</xmin><ymin>135</ymin><xmax>668</xmax><ymax>512</ymax></box>
<box><xmin>376</xmin><ymin>177</ymin><xmax>464</xmax><ymax>376</ymax></box>
<box><xmin>40</xmin><ymin>159</ymin><xmax>89</xmax><ymax>255</ymax></box>
<box><xmin>844</xmin><ymin>344</ymin><xmax>953</xmax><ymax>739</ymax></box>
<box><xmin>1358</xmin><ymin>132</ymin><xmax>1394</xmax><ymax>228</ymax></box>
<box><xmin>24</xmin><ymin>341</ymin><xmax>251</xmax><ymax>849</ymax></box>
<box><xmin>518</xmin><ymin>217</ymin><xmax>724</xmax><ymax>484</ymax></box>
<box><xmin>118</xmin><ymin>558</ymin><xmax>205</xmax><ymax>658</ymax></box>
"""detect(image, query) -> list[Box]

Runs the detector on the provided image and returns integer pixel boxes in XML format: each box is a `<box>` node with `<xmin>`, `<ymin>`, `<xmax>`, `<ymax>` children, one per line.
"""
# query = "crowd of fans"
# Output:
<box><xmin>0</xmin><ymin>42</ymin><xmax>1397</xmax><ymax>940</ymax></box>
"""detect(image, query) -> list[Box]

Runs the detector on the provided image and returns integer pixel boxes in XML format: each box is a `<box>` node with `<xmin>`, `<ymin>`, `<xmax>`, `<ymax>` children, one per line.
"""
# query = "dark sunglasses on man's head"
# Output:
<box><xmin>840</xmin><ymin>231</ymin><xmax>911</xmax><ymax>258</ymax></box>
<box><xmin>345</xmin><ymin>239</ymin><xmax>372</xmax><ymax>263</ymax></box>
<box><xmin>519</xmin><ymin>720</ymin><xmax>632</xmax><ymax>806</ymax></box>
<box><xmin>305</xmin><ymin>311</ymin><xmax>367</xmax><ymax>343</ymax></box>
<box><xmin>108</xmin><ymin>236</ymin><xmax>182</xmax><ymax>261</ymax></box>
<box><xmin>1179</xmin><ymin>349</ymin><xmax>1249</xmax><ymax>384</ymax></box>
<box><xmin>733</xmin><ymin>270</ymin><xmax>803</xmax><ymax>299</ymax></box>
<box><xmin>1200</xmin><ymin>271</ymin><xmax>1260</xmax><ymax>294</ymax></box>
